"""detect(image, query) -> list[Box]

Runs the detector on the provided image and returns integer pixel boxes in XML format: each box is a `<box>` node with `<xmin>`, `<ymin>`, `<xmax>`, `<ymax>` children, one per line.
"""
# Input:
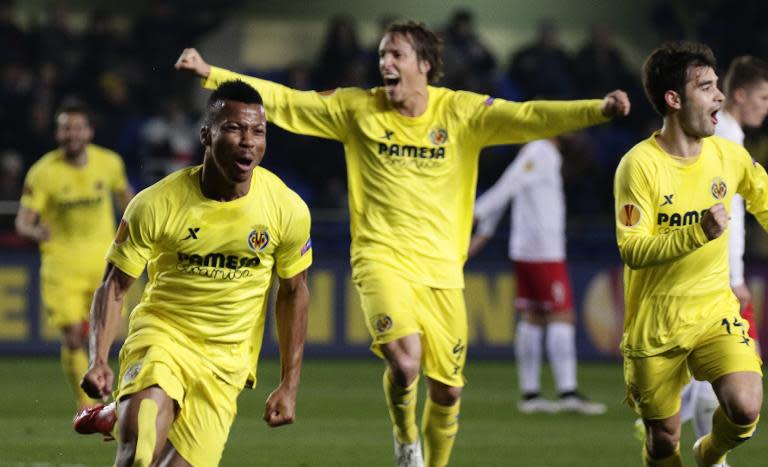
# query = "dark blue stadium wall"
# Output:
<box><xmin>2</xmin><ymin>249</ymin><xmax>766</xmax><ymax>359</ymax></box>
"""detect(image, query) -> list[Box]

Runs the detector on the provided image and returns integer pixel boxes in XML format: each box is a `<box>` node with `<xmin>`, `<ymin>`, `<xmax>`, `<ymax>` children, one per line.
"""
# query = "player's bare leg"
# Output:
<box><xmin>381</xmin><ymin>334</ymin><xmax>424</xmax><ymax>467</ymax></box>
<box><xmin>61</xmin><ymin>321</ymin><xmax>94</xmax><ymax>409</ymax></box>
<box><xmin>694</xmin><ymin>371</ymin><xmax>762</xmax><ymax>466</ymax></box>
<box><xmin>642</xmin><ymin>413</ymin><xmax>682</xmax><ymax>466</ymax></box>
<box><xmin>115</xmin><ymin>386</ymin><xmax>177</xmax><ymax>467</ymax></box>
<box><xmin>423</xmin><ymin>377</ymin><xmax>461</xmax><ymax>467</ymax></box>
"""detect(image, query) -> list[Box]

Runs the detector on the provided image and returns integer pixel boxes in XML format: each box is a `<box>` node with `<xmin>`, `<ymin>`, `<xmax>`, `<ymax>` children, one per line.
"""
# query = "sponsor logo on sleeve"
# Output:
<box><xmin>618</xmin><ymin>204</ymin><xmax>641</xmax><ymax>227</ymax></box>
<box><xmin>372</xmin><ymin>314</ymin><xmax>393</xmax><ymax>334</ymax></box>
<box><xmin>484</xmin><ymin>97</ymin><xmax>495</xmax><ymax>106</ymax></box>
<box><xmin>114</xmin><ymin>219</ymin><xmax>129</xmax><ymax>244</ymax></box>
<box><xmin>301</xmin><ymin>238</ymin><xmax>312</xmax><ymax>256</ymax></box>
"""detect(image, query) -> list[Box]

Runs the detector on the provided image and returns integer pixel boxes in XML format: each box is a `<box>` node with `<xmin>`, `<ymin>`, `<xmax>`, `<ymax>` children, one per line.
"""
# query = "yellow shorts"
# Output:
<box><xmin>116</xmin><ymin>336</ymin><xmax>241</xmax><ymax>467</ymax></box>
<box><xmin>41</xmin><ymin>276</ymin><xmax>99</xmax><ymax>328</ymax></box>
<box><xmin>624</xmin><ymin>310</ymin><xmax>762</xmax><ymax>420</ymax></box>
<box><xmin>355</xmin><ymin>267</ymin><xmax>467</xmax><ymax>387</ymax></box>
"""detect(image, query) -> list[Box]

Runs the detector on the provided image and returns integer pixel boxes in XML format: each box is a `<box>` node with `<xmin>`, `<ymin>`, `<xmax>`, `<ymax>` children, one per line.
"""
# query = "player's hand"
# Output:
<box><xmin>731</xmin><ymin>283</ymin><xmax>752</xmax><ymax>310</ymax></box>
<box><xmin>174</xmin><ymin>48</ymin><xmax>211</xmax><ymax>79</ymax></box>
<box><xmin>601</xmin><ymin>90</ymin><xmax>631</xmax><ymax>118</ymax></box>
<box><xmin>35</xmin><ymin>223</ymin><xmax>51</xmax><ymax>242</ymax></box>
<box><xmin>263</xmin><ymin>384</ymin><xmax>297</xmax><ymax>428</ymax></box>
<box><xmin>80</xmin><ymin>361</ymin><xmax>114</xmax><ymax>401</ymax></box>
<box><xmin>701</xmin><ymin>203</ymin><xmax>728</xmax><ymax>240</ymax></box>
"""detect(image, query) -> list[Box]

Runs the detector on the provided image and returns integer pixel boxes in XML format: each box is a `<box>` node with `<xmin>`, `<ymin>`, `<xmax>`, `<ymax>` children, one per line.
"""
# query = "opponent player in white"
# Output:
<box><xmin>469</xmin><ymin>137</ymin><xmax>606</xmax><ymax>415</ymax></box>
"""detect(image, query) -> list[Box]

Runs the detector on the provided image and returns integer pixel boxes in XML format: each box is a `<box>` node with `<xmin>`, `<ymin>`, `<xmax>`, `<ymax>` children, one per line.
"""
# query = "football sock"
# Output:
<box><xmin>515</xmin><ymin>320</ymin><xmax>543</xmax><ymax>395</ymax></box>
<box><xmin>698</xmin><ymin>407</ymin><xmax>759</xmax><ymax>464</ymax></box>
<box><xmin>546</xmin><ymin>321</ymin><xmax>577</xmax><ymax>393</ymax></box>
<box><xmin>134</xmin><ymin>398</ymin><xmax>159</xmax><ymax>466</ymax></box>
<box><xmin>642</xmin><ymin>444</ymin><xmax>681</xmax><ymax>467</ymax></box>
<box><xmin>383</xmin><ymin>368</ymin><xmax>419</xmax><ymax>444</ymax></box>
<box><xmin>692</xmin><ymin>381</ymin><xmax>718</xmax><ymax>438</ymax></box>
<box><xmin>422</xmin><ymin>397</ymin><xmax>459</xmax><ymax>467</ymax></box>
<box><xmin>61</xmin><ymin>346</ymin><xmax>92</xmax><ymax>408</ymax></box>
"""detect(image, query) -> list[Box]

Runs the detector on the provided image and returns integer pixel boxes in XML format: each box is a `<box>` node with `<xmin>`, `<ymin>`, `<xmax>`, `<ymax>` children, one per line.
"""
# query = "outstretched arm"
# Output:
<box><xmin>81</xmin><ymin>263</ymin><xmax>135</xmax><ymax>400</ymax></box>
<box><xmin>263</xmin><ymin>269</ymin><xmax>310</xmax><ymax>427</ymax></box>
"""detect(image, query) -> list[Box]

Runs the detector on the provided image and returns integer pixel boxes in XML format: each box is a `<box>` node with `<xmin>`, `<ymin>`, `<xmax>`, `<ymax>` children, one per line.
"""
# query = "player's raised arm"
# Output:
<box><xmin>601</xmin><ymin>89</ymin><xmax>631</xmax><ymax>118</ymax></box>
<box><xmin>81</xmin><ymin>263</ymin><xmax>135</xmax><ymax>400</ymax></box>
<box><xmin>174</xmin><ymin>48</ymin><xmax>211</xmax><ymax>79</ymax></box>
<box><xmin>263</xmin><ymin>269</ymin><xmax>310</xmax><ymax>427</ymax></box>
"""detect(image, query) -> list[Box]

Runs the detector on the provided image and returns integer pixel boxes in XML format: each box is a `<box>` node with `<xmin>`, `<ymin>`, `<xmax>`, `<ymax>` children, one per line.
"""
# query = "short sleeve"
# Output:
<box><xmin>106</xmin><ymin>192</ymin><xmax>156</xmax><ymax>278</ymax></box>
<box><xmin>274</xmin><ymin>193</ymin><xmax>313</xmax><ymax>279</ymax></box>
<box><xmin>19</xmin><ymin>164</ymin><xmax>47</xmax><ymax>213</ymax></box>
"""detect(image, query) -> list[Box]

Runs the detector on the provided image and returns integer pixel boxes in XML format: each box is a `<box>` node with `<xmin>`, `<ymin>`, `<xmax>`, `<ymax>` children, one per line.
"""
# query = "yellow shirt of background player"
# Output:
<box><xmin>614</xmin><ymin>133</ymin><xmax>768</xmax><ymax>356</ymax></box>
<box><xmin>107</xmin><ymin>165</ymin><xmax>312</xmax><ymax>385</ymax></box>
<box><xmin>204</xmin><ymin>67</ymin><xmax>607</xmax><ymax>289</ymax></box>
<box><xmin>20</xmin><ymin>144</ymin><xmax>129</xmax><ymax>284</ymax></box>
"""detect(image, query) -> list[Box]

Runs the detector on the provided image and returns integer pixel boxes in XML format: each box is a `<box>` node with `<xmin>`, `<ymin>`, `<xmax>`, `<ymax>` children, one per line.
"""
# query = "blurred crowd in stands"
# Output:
<box><xmin>2</xmin><ymin>0</ymin><xmax>768</xmax><ymax>256</ymax></box>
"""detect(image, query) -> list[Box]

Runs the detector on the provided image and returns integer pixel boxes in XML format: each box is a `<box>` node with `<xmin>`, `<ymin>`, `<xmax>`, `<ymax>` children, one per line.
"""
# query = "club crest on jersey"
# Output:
<box><xmin>429</xmin><ymin>128</ymin><xmax>448</xmax><ymax>146</ymax></box>
<box><xmin>711</xmin><ymin>177</ymin><xmax>727</xmax><ymax>200</ymax></box>
<box><xmin>247</xmin><ymin>226</ymin><xmax>270</xmax><ymax>252</ymax></box>
<box><xmin>372</xmin><ymin>314</ymin><xmax>393</xmax><ymax>334</ymax></box>
<box><xmin>618</xmin><ymin>203</ymin><xmax>641</xmax><ymax>227</ymax></box>
<box><xmin>122</xmin><ymin>363</ymin><xmax>141</xmax><ymax>384</ymax></box>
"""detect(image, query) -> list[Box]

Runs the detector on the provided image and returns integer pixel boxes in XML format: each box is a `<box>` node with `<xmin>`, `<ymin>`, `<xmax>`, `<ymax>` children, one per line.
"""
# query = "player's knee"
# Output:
<box><xmin>725</xmin><ymin>397</ymin><xmax>762</xmax><ymax>425</ymax></box>
<box><xmin>432</xmin><ymin>386</ymin><xmax>462</xmax><ymax>406</ymax></box>
<box><xmin>388</xmin><ymin>358</ymin><xmax>420</xmax><ymax>386</ymax></box>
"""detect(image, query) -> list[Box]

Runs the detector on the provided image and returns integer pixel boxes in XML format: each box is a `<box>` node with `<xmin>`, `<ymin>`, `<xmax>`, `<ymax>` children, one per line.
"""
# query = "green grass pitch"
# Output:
<box><xmin>0</xmin><ymin>357</ymin><xmax>765</xmax><ymax>466</ymax></box>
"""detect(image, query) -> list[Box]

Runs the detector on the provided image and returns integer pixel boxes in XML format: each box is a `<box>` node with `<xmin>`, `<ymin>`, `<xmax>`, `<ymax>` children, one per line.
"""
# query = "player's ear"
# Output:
<box><xmin>419</xmin><ymin>59</ymin><xmax>431</xmax><ymax>76</ymax></box>
<box><xmin>664</xmin><ymin>90</ymin><xmax>682</xmax><ymax>111</ymax></box>
<box><xmin>200</xmin><ymin>125</ymin><xmax>211</xmax><ymax>146</ymax></box>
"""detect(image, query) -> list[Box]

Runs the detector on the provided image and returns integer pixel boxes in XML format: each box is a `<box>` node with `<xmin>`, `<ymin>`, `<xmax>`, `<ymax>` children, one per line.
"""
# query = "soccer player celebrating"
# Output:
<box><xmin>670</xmin><ymin>54</ymin><xmax>768</xmax><ymax>454</ymax></box>
<box><xmin>614</xmin><ymin>42</ymin><xmax>765</xmax><ymax>467</ymax></box>
<box><xmin>468</xmin><ymin>137</ymin><xmax>606</xmax><ymax>416</ymax></box>
<box><xmin>79</xmin><ymin>81</ymin><xmax>312</xmax><ymax>466</ymax></box>
<box><xmin>15</xmin><ymin>100</ymin><xmax>133</xmax><ymax>411</ymax></box>
<box><xmin>176</xmin><ymin>20</ymin><xmax>629</xmax><ymax>467</ymax></box>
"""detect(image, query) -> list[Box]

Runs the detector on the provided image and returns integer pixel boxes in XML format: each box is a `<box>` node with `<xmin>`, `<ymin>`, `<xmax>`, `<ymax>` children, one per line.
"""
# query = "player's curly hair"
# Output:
<box><xmin>204</xmin><ymin>80</ymin><xmax>264</xmax><ymax>125</ymax></box>
<box><xmin>723</xmin><ymin>55</ymin><xmax>768</xmax><ymax>98</ymax></box>
<box><xmin>385</xmin><ymin>20</ymin><xmax>444</xmax><ymax>84</ymax></box>
<box><xmin>642</xmin><ymin>41</ymin><xmax>717</xmax><ymax>116</ymax></box>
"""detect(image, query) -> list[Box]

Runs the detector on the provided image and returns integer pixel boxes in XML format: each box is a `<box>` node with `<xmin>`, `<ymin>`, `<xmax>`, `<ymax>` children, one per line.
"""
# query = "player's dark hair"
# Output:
<box><xmin>723</xmin><ymin>55</ymin><xmax>768</xmax><ymax>97</ymax></box>
<box><xmin>642</xmin><ymin>41</ymin><xmax>717</xmax><ymax>116</ymax></box>
<box><xmin>385</xmin><ymin>20</ymin><xmax>444</xmax><ymax>84</ymax></box>
<box><xmin>54</xmin><ymin>97</ymin><xmax>91</xmax><ymax>124</ymax></box>
<box><xmin>204</xmin><ymin>80</ymin><xmax>264</xmax><ymax>125</ymax></box>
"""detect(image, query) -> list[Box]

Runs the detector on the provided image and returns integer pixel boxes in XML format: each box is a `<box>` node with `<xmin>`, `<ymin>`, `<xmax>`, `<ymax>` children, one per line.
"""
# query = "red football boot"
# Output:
<box><xmin>73</xmin><ymin>403</ymin><xmax>117</xmax><ymax>441</ymax></box>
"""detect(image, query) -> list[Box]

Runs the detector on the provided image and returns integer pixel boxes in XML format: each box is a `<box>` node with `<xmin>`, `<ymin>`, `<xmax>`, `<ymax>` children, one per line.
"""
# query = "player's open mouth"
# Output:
<box><xmin>383</xmin><ymin>77</ymin><xmax>400</xmax><ymax>89</ymax></box>
<box><xmin>711</xmin><ymin>110</ymin><xmax>718</xmax><ymax>125</ymax></box>
<box><xmin>234</xmin><ymin>157</ymin><xmax>253</xmax><ymax>171</ymax></box>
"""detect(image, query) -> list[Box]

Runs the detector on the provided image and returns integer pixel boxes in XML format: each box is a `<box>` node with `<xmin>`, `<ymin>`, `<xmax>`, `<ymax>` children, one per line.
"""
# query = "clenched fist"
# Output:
<box><xmin>174</xmin><ymin>48</ymin><xmax>211</xmax><ymax>79</ymax></box>
<box><xmin>701</xmin><ymin>203</ymin><xmax>728</xmax><ymax>240</ymax></box>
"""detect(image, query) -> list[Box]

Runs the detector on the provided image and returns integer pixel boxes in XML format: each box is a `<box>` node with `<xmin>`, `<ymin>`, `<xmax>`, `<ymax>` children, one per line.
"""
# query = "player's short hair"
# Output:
<box><xmin>204</xmin><ymin>80</ymin><xmax>264</xmax><ymax>126</ymax></box>
<box><xmin>54</xmin><ymin>98</ymin><xmax>91</xmax><ymax>125</ymax></box>
<box><xmin>642</xmin><ymin>41</ymin><xmax>717</xmax><ymax>116</ymax></box>
<box><xmin>723</xmin><ymin>55</ymin><xmax>768</xmax><ymax>97</ymax></box>
<box><xmin>385</xmin><ymin>20</ymin><xmax>444</xmax><ymax>84</ymax></box>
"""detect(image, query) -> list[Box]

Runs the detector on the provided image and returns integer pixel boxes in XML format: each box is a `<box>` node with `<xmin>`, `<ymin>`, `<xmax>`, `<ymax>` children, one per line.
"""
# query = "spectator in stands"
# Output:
<box><xmin>509</xmin><ymin>19</ymin><xmax>577</xmax><ymax>99</ymax></box>
<box><xmin>441</xmin><ymin>8</ymin><xmax>497</xmax><ymax>93</ymax></box>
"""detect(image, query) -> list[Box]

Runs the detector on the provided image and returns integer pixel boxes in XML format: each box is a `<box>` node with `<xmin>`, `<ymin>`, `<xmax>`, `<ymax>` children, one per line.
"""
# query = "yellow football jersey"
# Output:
<box><xmin>20</xmin><ymin>144</ymin><xmax>128</xmax><ymax>283</ymax></box>
<box><xmin>614</xmin><ymin>133</ymin><xmax>768</xmax><ymax>356</ymax></box>
<box><xmin>107</xmin><ymin>165</ymin><xmax>312</xmax><ymax>383</ymax></box>
<box><xmin>203</xmin><ymin>67</ymin><xmax>608</xmax><ymax>288</ymax></box>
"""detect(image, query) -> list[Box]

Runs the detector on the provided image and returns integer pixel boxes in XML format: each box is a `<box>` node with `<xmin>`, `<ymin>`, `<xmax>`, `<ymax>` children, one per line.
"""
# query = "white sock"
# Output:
<box><xmin>692</xmin><ymin>380</ymin><xmax>719</xmax><ymax>438</ymax></box>
<box><xmin>545</xmin><ymin>321</ymin><xmax>577</xmax><ymax>394</ymax></box>
<box><xmin>679</xmin><ymin>380</ymin><xmax>697</xmax><ymax>424</ymax></box>
<box><xmin>515</xmin><ymin>320</ymin><xmax>543</xmax><ymax>395</ymax></box>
